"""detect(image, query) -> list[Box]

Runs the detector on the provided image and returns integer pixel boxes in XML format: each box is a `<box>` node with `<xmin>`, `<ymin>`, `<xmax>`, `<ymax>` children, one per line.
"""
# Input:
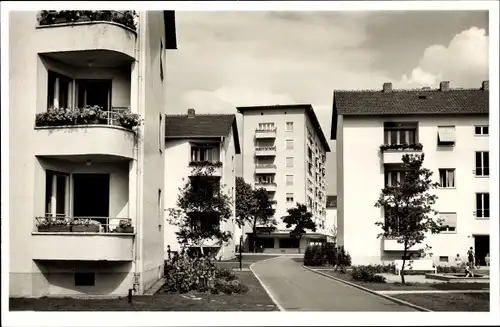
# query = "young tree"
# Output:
<box><xmin>282</xmin><ymin>203</ymin><xmax>317</xmax><ymax>253</ymax></box>
<box><xmin>249</xmin><ymin>188</ymin><xmax>277</xmax><ymax>252</ymax></box>
<box><xmin>235</xmin><ymin>177</ymin><xmax>254</xmax><ymax>229</ymax></box>
<box><xmin>167</xmin><ymin>164</ymin><xmax>233</xmax><ymax>257</ymax></box>
<box><xmin>374</xmin><ymin>153</ymin><xmax>442</xmax><ymax>284</ymax></box>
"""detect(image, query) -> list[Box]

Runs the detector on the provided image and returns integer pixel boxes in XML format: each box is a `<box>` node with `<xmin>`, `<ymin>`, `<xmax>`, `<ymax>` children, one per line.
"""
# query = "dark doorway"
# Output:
<box><xmin>474</xmin><ymin>235</ymin><xmax>489</xmax><ymax>266</ymax></box>
<box><xmin>76</xmin><ymin>80</ymin><xmax>112</xmax><ymax>111</ymax></box>
<box><xmin>73</xmin><ymin>174</ymin><xmax>110</xmax><ymax>228</ymax></box>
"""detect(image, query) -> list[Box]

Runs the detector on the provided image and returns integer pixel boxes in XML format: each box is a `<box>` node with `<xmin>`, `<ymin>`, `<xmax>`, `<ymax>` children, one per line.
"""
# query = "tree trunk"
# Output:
<box><xmin>252</xmin><ymin>217</ymin><xmax>258</xmax><ymax>253</ymax></box>
<box><xmin>401</xmin><ymin>241</ymin><xmax>408</xmax><ymax>284</ymax></box>
<box><xmin>297</xmin><ymin>235</ymin><xmax>302</xmax><ymax>253</ymax></box>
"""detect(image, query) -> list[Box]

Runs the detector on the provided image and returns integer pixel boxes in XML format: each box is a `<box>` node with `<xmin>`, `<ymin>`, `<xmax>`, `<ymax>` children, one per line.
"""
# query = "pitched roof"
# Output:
<box><xmin>165</xmin><ymin>114</ymin><xmax>241</xmax><ymax>154</ymax></box>
<box><xmin>333</xmin><ymin>88</ymin><xmax>489</xmax><ymax>116</ymax></box>
<box><xmin>236</xmin><ymin>104</ymin><xmax>331</xmax><ymax>152</ymax></box>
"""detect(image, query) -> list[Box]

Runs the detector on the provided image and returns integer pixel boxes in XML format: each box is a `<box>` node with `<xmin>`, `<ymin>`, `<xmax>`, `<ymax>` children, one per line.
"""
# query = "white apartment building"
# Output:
<box><xmin>9</xmin><ymin>10</ymin><xmax>177</xmax><ymax>297</ymax></box>
<box><xmin>164</xmin><ymin>109</ymin><xmax>241</xmax><ymax>260</ymax></box>
<box><xmin>325</xmin><ymin>195</ymin><xmax>338</xmax><ymax>243</ymax></box>
<box><xmin>238</xmin><ymin>104</ymin><xmax>331</xmax><ymax>253</ymax></box>
<box><xmin>332</xmin><ymin>81</ymin><xmax>490</xmax><ymax>266</ymax></box>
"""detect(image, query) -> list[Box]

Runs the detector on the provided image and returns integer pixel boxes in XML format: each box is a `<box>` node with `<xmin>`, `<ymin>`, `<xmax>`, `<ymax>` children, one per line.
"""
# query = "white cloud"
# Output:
<box><xmin>398</xmin><ymin>27</ymin><xmax>489</xmax><ymax>88</ymax></box>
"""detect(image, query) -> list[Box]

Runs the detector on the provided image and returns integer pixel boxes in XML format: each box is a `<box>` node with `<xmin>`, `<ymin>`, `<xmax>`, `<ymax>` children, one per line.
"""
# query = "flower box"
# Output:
<box><xmin>71</xmin><ymin>225</ymin><xmax>99</xmax><ymax>233</ymax></box>
<box><xmin>37</xmin><ymin>225</ymin><xmax>71</xmax><ymax>232</ymax></box>
<box><xmin>116</xmin><ymin>226</ymin><xmax>134</xmax><ymax>233</ymax></box>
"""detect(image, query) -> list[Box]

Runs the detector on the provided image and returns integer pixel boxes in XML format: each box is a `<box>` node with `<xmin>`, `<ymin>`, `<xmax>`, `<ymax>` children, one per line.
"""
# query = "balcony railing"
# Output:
<box><xmin>35</xmin><ymin>106</ymin><xmax>141</xmax><ymax>131</ymax></box>
<box><xmin>256</xmin><ymin>146</ymin><xmax>276</xmax><ymax>151</ymax></box>
<box><xmin>255</xmin><ymin>182</ymin><xmax>277</xmax><ymax>192</ymax></box>
<box><xmin>38</xmin><ymin>10</ymin><xmax>137</xmax><ymax>31</ymax></box>
<box><xmin>256</xmin><ymin>164</ymin><xmax>276</xmax><ymax>169</ymax></box>
<box><xmin>255</xmin><ymin>164</ymin><xmax>277</xmax><ymax>174</ymax></box>
<box><xmin>255</xmin><ymin>128</ymin><xmax>277</xmax><ymax>138</ymax></box>
<box><xmin>35</xmin><ymin>216</ymin><xmax>134</xmax><ymax>234</ymax></box>
<box><xmin>255</xmin><ymin>146</ymin><xmax>277</xmax><ymax>156</ymax></box>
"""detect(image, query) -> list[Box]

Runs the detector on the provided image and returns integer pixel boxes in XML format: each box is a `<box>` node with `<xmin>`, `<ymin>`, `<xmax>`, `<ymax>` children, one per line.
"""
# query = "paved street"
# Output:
<box><xmin>251</xmin><ymin>256</ymin><xmax>416</xmax><ymax>311</ymax></box>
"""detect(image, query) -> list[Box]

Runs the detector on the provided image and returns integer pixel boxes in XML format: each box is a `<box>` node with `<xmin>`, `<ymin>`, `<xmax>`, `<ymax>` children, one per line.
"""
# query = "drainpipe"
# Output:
<box><xmin>132</xmin><ymin>10</ymin><xmax>146</xmax><ymax>294</ymax></box>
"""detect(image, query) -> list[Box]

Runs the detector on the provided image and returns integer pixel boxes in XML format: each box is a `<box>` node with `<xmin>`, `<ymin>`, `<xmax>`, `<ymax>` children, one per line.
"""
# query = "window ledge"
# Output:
<box><xmin>475</xmin><ymin>218</ymin><xmax>490</xmax><ymax>220</ymax></box>
<box><xmin>474</xmin><ymin>175</ymin><xmax>490</xmax><ymax>179</ymax></box>
<box><xmin>440</xmin><ymin>231</ymin><xmax>457</xmax><ymax>234</ymax></box>
<box><xmin>474</xmin><ymin>135</ymin><xmax>489</xmax><ymax>137</ymax></box>
<box><xmin>438</xmin><ymin>187</ymin><xmax>456</xmax><ymax>190</ymax></box>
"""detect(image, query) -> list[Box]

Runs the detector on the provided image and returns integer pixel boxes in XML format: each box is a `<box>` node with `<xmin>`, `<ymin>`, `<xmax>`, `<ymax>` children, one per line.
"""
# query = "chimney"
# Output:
<box><xmin>383</xmin><ymin>82</ymin><xmax>392</xmax><ymax>93</ymax></box>
<box><xmin>482</xmin><ymin>80</ymin><xmax>489</xmax><ymax>91</ymax></box>
<box><xmin>187</xmin><ymin>108</ymin><xmax>195</xmax><ymax>118</ymax></box>
<box><xmin>439</xmin><ymin>81</ymin><xmax>450</xmax><ymax>92</ymax></box>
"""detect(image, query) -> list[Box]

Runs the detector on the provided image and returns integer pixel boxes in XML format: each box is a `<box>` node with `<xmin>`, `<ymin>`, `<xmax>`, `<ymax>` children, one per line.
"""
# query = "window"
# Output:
<box><xmin>158</xmin><ymin>114</ymin><xmax>163</xmax><ymax>154</ymax></box>
<box><xmin>191</xmin><ymin>144</ymin><xmax>220</xmax><ymax>162</ymax></box>
<box><xmin>286</xmin><ymin>193</ymin><xmax>294</xmax><ymax>203</ymax></box>
<box><xmin>158</xmin><ymin>188</ymin><xmax>163</xmax><ymax>223</ymax></box>
<box><xmin>285</xmin><ymin>139</ymin><xmax>294</xmax><ymax>150</ymax></box>
<box><xmin>286</xmin><ymin>122</ymin><xmax>294</xmax><ymax>131</ymax></box>
<box><xmin>437</xmin><ymin>126</ymin><xmax>456</xmax><ymax>146</ymax></box>
<box><xmin>286</xmin><ymin>175</ymin><xmax>294</xmax><ymax>185</ymax></box>
<box><xmin>76</xmin><ymin>79</ymin><xmax>112</xmax><ymax>111</ymax></box>
<box><xmin>475</xmin><ymin>152</ymin><xmax>489</xmax><ymax>176</ymax></box>
<box><xmin>47</xmin><ymin>71</ymin><xmax>72</xmax><ymax>109</ymax></box>
<box><xmin>383</xmin><ymin>122</ymin><xmax>418</xmax><ymax>145</ymax></box>
<box><xmin>286</xmin><ymin>157</ymin><xmax>294</xmax><ymax>168</ymax></box>
<box><xmin>476</xmin><ymin>193</ymin><xmax>490</xmax><ymax>218</ymax></box>
<box><xmin>439</xmin><ymin>169</ymin><xmax>455</xmax><ymax>188</ymax></box>
<box><xmin>160</xmin><ymin>40</ymin><xmax>164</xmax><ymax>81</ymax></box>
<box><xmin>385</xmin><ymin>170</ymin><xmax>406</xmax><ymax>187</ymax></box>
<box><xmin>45</xmin><ymin>170</ymin><xmax>69</xmax><ymax>217</ymax></box>
<box><xmin>439</xmin><ymin>213</ymin><xmax>457</xmax><ymax>233</ymax></box>
<box><xmin>475</xmin><ymin>126</ymin><xmax>489</xmax><ymax>135</ymax></box>
<box><xmin>439</xmin><ymin>256</ymin><xmax>449</xmax><ymax>263</ymax></box>
<box><xmin>75</xmin><ymin>273</ymin><xmax>95</xmax><ymax>286</ymax></box>
<box><xmin>258</xmin><ymin>122</ymin><xmax>275</xmax><ymax>131</ymax></box>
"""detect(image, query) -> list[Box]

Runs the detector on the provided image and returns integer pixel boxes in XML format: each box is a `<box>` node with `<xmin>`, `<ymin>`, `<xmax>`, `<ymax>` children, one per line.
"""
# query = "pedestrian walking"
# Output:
<box><xmin>467</xmin><ymin>247</ymin><xmax>475</xmax><ymax>268</ymax></box>
<box><xmin>485</xmin><ymin>253</ymin><xmax>490</xmax><ymax>267</ymax></box>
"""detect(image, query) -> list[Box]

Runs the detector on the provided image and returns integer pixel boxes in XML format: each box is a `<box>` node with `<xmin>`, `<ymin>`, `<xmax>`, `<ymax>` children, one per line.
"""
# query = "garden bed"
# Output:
<box><xmin>320</xmin><ymin>270</ymin><xmax>489</xmax><ymax>291</ymax></box>
<box><xmin>9</xmin><ymin>272</ymin><xmax>278</xmax><ymax>311</ymax></box>
<box><xmin>391</xmin><ymin>292</ymin><xmax>489</xmax><ymax>312</ymax></box>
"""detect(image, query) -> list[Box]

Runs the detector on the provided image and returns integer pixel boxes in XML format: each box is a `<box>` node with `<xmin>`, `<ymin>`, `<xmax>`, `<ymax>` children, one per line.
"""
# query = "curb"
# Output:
<box><xmin>302</xmin><ymin>265</ymin><xmax>432</xmax><ymax>312</ymax></box>
<box><xmin>250</xmin><ymin>256</ymin><xmax>285</xmax><ymax>312</ymax></box>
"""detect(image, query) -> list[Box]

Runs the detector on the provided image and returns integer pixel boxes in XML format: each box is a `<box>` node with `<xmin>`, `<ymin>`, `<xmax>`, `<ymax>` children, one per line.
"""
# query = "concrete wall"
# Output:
<box><xmin>338</xmin><ymin>114</ymin><xmax>490</xmax><ymax>265</ymax></box>
<box><xmin>137</xmin><ymin>11</ymin><xmax>168</xmax><ymax>292</ymax></box>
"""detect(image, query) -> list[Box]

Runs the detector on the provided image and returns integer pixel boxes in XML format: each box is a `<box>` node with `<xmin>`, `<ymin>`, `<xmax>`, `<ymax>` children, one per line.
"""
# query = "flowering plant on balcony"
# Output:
<box><xmin>188</xmin><ymin>161</ymin><xmax>223</xmax><ymax>168</ymax></box>
<box><xmin>379</xmin><ymin>143</ymin><xmax>423</xmax><ymax>152</ymax></box>
<box><xmin>71</xmin><ymin>218</ymin><xmax>101</xmax><ymax>232</ymax></box>
<box><xmin>115</xmin><ymin>219</ymin><xmax>134</xmax><ymax>233</ymax></box>
<box><xmin>35</xmin><ymin>106</ymin><xmax>142</xmax><ymax>131</ymax></box>
<box><xmin>37</xmin><ymin>217</ymin><xmax>71</xmax><ymax>232</ymax></box>
<box><xmin>38</xmin><ymin>10</ymin><xmax>138</xmax><ymax>31</ymax></box>
<box><xmin>119</xmin><ymin>219</ymin><xmax>132</xmax><ymax>228</ymax></box>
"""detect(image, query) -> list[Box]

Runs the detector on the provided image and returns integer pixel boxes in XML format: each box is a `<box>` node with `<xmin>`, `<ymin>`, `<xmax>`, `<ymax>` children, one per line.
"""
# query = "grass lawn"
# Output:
<box><xmin>392</xmin><ymin>293</ymin><xmax>490</xmax><ymax>312</ymax></box>
<box><xmin>9</xmin><ymin>272</ymin><xmax>278</xmax><ymax>311</ymax></box>
<box><xmin>320</xmin><ymin>270</ymin><xmax>490</xmax><ymax>291</ymax></box>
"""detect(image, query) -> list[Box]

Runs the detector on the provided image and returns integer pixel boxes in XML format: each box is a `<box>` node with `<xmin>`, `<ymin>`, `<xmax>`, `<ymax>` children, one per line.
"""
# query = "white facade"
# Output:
<box><xmin>9</xmin><ymin>10</ymin><xmax>176</xmax><ymax>297</ymax></box>
<box><xmin>334</xmin><ymin>83</ymin><xmax>490</xmax><ymax>266</ymax></box>
<box><xmin>238</xmin><ymin>105</ymin><xmax>330</xmax><ymax>252</ymax></box>
<box><xmin>164</xmin><ymin>115</ymin><xmax>238</xmax><ymax>260</ymax></box>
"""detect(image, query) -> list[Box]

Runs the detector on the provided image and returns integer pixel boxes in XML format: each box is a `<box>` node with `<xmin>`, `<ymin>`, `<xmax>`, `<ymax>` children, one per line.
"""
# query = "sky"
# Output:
<box><xmin>165</xmin><ymin>10</ymin><xmax>489</xmax><ymax>193</ymax></box>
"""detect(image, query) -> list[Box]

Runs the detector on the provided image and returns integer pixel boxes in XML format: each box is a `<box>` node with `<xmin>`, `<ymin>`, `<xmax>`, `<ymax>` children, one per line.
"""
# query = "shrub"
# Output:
<box><xmin>304</xmin><ymin>245</ymin><xmax>325</xmax><ymax>266</ymax></box>
<box><xmin>164</xmin><ymin>256</ymin><xmax>248</xmax><ymax>294</ymax></box>
<box><xmin>436</xmin><ymin>265</ymin><xmax>462</xmax><ymax>274</ymax></box>
<box><xmin>303</xmin><ymin>243</ymin><xmax>352</xmax><ymax>267</ymax></box>
<box><xmin>350</xmin><ymin>266</ymin><xmax>387</xmax><ymax>283</ymax></box>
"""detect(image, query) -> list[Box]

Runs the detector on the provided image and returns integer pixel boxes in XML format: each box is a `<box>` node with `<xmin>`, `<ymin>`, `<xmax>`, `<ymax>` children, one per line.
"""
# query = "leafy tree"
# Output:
<box><xmin>167</xmin><ymin>165</ymin><xmax>233</xmax><ymax>257</ymax></box>
<box><xmin>235</xmin><ymin>177</ymin><xmax>276</xmax><ymax>252</ymax></box>
<box><xmin>235</xmin><ymin>177</ymin><xmax>254</xmax><ymax>229</ymax></box>
<box><xmin>282</xmin><ymin>203</ymin><xmax>317</xmax><ymax>253</ymax></box>
<box><xmin>374</xmin><ymin>153</ymin><xmax>442</xmax><ymax>284</ymax></box>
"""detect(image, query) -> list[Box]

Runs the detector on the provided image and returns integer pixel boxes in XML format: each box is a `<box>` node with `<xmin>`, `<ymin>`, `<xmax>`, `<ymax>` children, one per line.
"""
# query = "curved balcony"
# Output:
<box><xmin>255</xmin><ymin>164</ymin><xmax>277</xmax><ymax>175</ymax></box>
<box><xmin>34</xmin><ymin>108</ymin><xmax>137</xmax><ymax>160</ymax></box>
<box><xmin>36</xmin><ymin>11</ymin><xmax>137</xmax><ymax>61</ymax></box>
<box><xmin>255</xmin><ymin>146</ymin><xmax>277</xmax><ymax>157</ymax></box>
<box><xmin>32</xmin><ymin>217</ymin><xmax>135</xmax><ymax>261</ymax></box>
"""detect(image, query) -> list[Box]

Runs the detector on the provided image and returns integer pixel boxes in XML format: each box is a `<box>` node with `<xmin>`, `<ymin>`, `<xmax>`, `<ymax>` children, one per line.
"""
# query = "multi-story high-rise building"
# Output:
<box><xmin>238</xmin><ymin>104</ymin><xmax>331</xmax><ymax>252</ymax></box>
<box><xmin>164</xmin><ymin>109</ymin><xmax>241</xmax><ymax>260</ymax></box>
<box><xmin>331</xmin><ymin>81</ymin><xmax>490</xmax><ymax>266</ymax></box>
<box><xmin>9</xmin><ymin>10</ymin><xmax>177</xmax><ymax>297</ymax></box>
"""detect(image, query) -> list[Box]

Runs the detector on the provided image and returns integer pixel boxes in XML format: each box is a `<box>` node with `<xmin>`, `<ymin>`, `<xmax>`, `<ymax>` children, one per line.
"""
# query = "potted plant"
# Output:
<box><xmin>37</xmin><ymin>217</ymin><xmax>71</xmax><ymax>232</ymax></box>
<box><xmin>116</xmin><ymin>219</ymin><xmax>134</xmax><ymax>233</ymax></box>
<box><xmin>71</xmin><ymin>218</ymin><xmax>100</xmax><ymax>232</ymax></box>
